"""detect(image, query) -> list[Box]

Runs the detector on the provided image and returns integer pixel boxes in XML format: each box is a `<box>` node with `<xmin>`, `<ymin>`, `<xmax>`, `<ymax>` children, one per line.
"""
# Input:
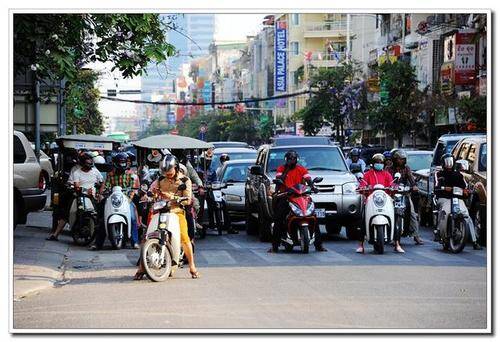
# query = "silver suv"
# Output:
<box><xmin>245</xmin><ymin>144</ymin><xmax>362</xmax><ymax>241</ymax></box>
<box><xmin>13</xmin><ymin>131</ymin><xmax>47</xmax><ymax>228</ymax></box>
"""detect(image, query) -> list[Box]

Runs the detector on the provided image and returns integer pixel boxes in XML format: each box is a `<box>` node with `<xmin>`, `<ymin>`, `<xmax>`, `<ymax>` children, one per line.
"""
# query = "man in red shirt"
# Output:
<box><xmin>269</xmin><ymin>150</ymin><xmax>327</xmax><ymax>253</ymax></box>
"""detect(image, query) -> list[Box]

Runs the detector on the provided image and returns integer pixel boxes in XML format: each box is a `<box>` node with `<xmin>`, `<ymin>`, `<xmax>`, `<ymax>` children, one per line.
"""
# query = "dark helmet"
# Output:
<box><xmin>112</xmin><ymin>152</ymin><xmax>129</xmax><ymax>172</ymax></box>
<box><xmin>392</xmin><ymin>149</ymin><xmax>407</xmax><ymax>162</ymax></box>
<box><xmin>219</xmin><ymin>153</ymin><xmax>230</xmax><ymax>164</ymax></box>
<box><xmin>78</xmin><ymin>152</ymin><xmax>94</xmax><ymax>169</ymax></box>
<box><xmin>441</xmin><ymin>153</ymin><xmax>454</xmax><ymax>169</ymax></box>
<box><xmin>160</xmin><ymin>154</ymin><xmax>179</xmax><ymax>174</ymax></box>
<box><xmin>126</xmin><ymin>151</ymin><xmax>136</xmax><ymax>163</ymax></box>
<box><xmin>372</xmin><ymin>153</ymin><xmax>385</xmax><ymax>164</ymax></box>
<box><xmin>350</xmin><ymin>148</ymin><xmax>361</xmax><ymax>158</ymax></box>
<box><xmin>284</xmin><ymin>150</ymin><xmax>299</xmax><ymax>167</ymax></box>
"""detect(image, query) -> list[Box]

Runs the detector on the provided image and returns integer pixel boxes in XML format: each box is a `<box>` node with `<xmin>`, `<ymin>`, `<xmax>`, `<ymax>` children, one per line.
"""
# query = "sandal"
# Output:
<box><xmin>414</xmin><ymin>237</ymin><xmax>424</xmax><ymax>245</ymax></box>
<box><xmin>394</xmin><ymin>245</ymin><xmax>405</xmax><ymax>253</ymax></box>
<box><xmin>46</xmin><ymin>235</ymin><xmax>58</xmax><ymax>241</ymax></box>
<box><xmin>190</xmin><ymin>270</ymin><xmax>200</xmax><ymax>279</ymax></box>
<box><xmin>133</xmin><ymin>270</ymin><xmax>146</xmax><ymax>281</ymax></box>
<box><xmin>355</xmin><ymin>246</ymin><xmax>364</xmax><ymax>254</ymax></box>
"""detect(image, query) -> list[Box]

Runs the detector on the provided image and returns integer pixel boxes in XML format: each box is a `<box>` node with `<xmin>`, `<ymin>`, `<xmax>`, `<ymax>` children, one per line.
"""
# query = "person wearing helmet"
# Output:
<box><xmin>357</xmin><ymin>153</ymin><xmax>406</xmax><ymax>253</ymax></box>
<box><xmin>93</xmin><ymin>152</ymin><xmax>140</xmax><ymax>250</ymax></box>
<box><xmin>216</xmin><ymin>153</ymin><xmax>230</xmax><ymax>179</ymax></box>
<box><xmin>46</xmin><ymin>152</ymin><xmax>103</xmax><ymax>241</ymax></box>
<box><xmin>383</xmin><ymin>150</ymin><xmax>393</xmax><ymax>169</ymax></box>
<box><xmin>346</xmin><ymin>148</ymin><xmax>366</xmax><ymax>173</ymax></box>
<box><xmin>387</xmin><ymin>149</ymin><xmax>424</xmax><ymax>245</ymax></box>
<box><xmin>134</xmin><ymin>154</ymin><xmax>200</xmax><ymax>279</ymax></box>
<box><xmin>269</xmin><ymin>150</ymin><xmax>327</xmax><ymax>253</ymax></box>
<box><xmin>197</xmin><ymin>149</ymin><xmax>222</xmax><ymax>234</ymax></box>
<box><xmin>434</xmin><ymin>153</ymin><xmax>481</xmax><ymax>250</ymax></box>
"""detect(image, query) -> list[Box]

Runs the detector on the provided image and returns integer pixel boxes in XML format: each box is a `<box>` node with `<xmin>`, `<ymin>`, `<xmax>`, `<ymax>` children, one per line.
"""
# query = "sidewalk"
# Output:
<box><xmin>13</xmin><ymin>211</ymin><xmax>69</xmax><ymax>300</ymax></box>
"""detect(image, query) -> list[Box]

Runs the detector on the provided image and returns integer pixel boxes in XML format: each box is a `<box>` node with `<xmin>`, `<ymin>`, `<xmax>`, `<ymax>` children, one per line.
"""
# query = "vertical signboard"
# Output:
<box><xmin>455</xmin><ymin>30</ymin><xmax>476</xmax><ymax>85</ymax></box>
<box><xmin>274</xmin><ymin>20</ymin><xmax>287</xmax><ymax>92</ymax></box>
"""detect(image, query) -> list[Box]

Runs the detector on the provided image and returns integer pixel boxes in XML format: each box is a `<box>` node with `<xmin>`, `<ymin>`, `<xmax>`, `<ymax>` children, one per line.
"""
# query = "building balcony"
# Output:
<box><xmin>304</xmin><ymin>21</ymin><xmax>348</xmax><ymax>39</ymax></box>
<box><xmin>308</xmin><ymin>51</ymin><xmax>346</xmax><ymax>68</ymax></box>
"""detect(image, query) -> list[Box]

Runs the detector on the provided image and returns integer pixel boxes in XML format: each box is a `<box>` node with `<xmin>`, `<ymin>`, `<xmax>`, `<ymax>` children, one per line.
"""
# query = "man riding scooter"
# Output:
<box><xmin>346</xmin><ymin>148</ymin><xmax>366</xmax><ymax>173</ymax></box>
<box><xmin>357</xmin><ymin>153</ymin><xmax>405</xmax><ymax>254</ymax></box>
<box><xmin>434</xmin><ymin>153</ymin><xmax>482</xmax><ymax>250</ymax></box>
<box><xmin>269</xmin><ymin>150</ymin><xmax>327</xmax><ymax>253</ymax></box>
<box><xmin>92</xmin><ymin>152</ymin><xmax>140</xmax><ymax>250</ymax></box>
<box><xmin>387</xmin><ymin>149</ymin><xmax>424</xmax><ymax>245</ymax></box>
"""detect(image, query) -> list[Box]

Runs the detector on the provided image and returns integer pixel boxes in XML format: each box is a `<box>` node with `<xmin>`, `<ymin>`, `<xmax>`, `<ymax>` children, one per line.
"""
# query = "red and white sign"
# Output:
<box><xmin>455</xmin><ymin>30</ymin><xmax>477</xmax><ymax>85</ymax></box>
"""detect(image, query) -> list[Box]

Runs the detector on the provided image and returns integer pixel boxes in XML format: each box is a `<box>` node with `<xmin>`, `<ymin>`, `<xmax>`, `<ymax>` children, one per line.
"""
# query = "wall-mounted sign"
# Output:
<box><xmin>443</xmin><ymin>34</ymin><xmax>456</xmax><ymax>62</ymax></box>
<box><xmin>274</xmin><ymin>20</ymin><xmax>288</xmax><ymax>92</ymax></box>
<box><xmin>455</xmin><ymin>30</ymin><xmax>477</xmax><ymax>85</ymax></box>
<box><xmin>440</xmin><ymin>62</ymin><xmax>454</xmax><ymax>96</ymax></box>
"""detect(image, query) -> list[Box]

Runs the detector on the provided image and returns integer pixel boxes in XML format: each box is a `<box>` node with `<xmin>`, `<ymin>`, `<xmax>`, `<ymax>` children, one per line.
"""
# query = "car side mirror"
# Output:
<box><xmin>313</xmin><ymin>176</ymin><xmax>323</xmax><ymax>184</ymax></box>
<box><xmin>250</xmin><ymin>165</ymin><xmax>263</xmax><ymax>176</ymax></box>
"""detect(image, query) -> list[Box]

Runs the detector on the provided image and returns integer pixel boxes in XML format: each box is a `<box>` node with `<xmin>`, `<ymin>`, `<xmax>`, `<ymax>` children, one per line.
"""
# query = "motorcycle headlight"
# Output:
<box><xmin>153</xmin><ymin>200</ymin><xmax>167</xmax><ymax>211</ymax></box>
<box><xmin>225</xmin><ymin>194</ymin><xmax>242</xmax><ymax>202</ymax></box>
<box><xmin>159</xmin><ymin>213</ymin><xmax>168</xmax><ymax>223</ymax></box>
<box><xmin>289</xmin><ymin>202</ymin><xmax>303</xmax><ymax>216</ymax></box>
<box><xmin>373</xmin><ymin>192</ymin><xmax>387</xmax><ymax>208</ymax></box>
<box><xmin>305</xmin><ymin>201</ymin><xmax>315</xmax><ymax>216</ymax></box>
<box><xmin>111</xmin><ymin>193</ymin><xmax>123</xmax><ymax>208</ymax></box>
<box><xmin>342</xmin><ymin>182</ymin><xmax>358</xmax><ymax>195</ymax></box>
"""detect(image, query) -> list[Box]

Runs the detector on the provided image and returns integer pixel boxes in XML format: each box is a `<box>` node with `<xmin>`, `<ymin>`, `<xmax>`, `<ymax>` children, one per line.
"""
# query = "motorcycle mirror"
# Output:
<box><xmin>313</xmin><ymin>176</ymin><xmax>323</xmax><ymax>184</ymax></box>
<box><xmin>177</xmin><ymin>183</ymin><xmax>187</xmax><ymax>191</ymax></box>
<box><xmin>180</xmin><ymin>176</ymin><xmax>189</xmax><ymax>183</ymax></box>
<box><xmin>140</xmin><ymin>184</ymin><xmax>149</xmax><ymax>192</ymax></box>
<box><xmin>394</xmin><ymin>172</ymin><xmax>401</xmax><ymax>180</ymax></box>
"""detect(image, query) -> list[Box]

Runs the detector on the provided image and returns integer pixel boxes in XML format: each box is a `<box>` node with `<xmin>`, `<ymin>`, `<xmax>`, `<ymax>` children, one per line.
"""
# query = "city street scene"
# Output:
<box><xmin>11</xmin><ymin>12</ymin><xmax>489</xmax><ymax>332</ymax></box>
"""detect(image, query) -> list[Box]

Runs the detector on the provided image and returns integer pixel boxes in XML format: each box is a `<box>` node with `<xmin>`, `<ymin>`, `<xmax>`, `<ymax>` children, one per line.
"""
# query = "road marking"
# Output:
<box><xmin>220</xmin><ymin>236</ymin><xmax>243</xmax><ymax>249</ymax></box>
<box><xmin>412</xmin><ymin>249</ymin><xmax>469</xmax><ymax>263</ymax></box>
<box><xmin>199</xmin><ymin>250</ymin><xmax>237</xmax><ymax>265</ymax></box>
<box><xmin>313</xmin><ymin>249</ymin><xmax>352</xmax><ymax>263</ymax></box>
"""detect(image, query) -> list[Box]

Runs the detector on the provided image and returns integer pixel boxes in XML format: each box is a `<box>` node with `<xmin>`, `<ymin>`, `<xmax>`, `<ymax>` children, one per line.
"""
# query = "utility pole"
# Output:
<box><xmin>34</xmin><ymin>78</ymin><xmax>40</xmax><ymax>161</ymax></box>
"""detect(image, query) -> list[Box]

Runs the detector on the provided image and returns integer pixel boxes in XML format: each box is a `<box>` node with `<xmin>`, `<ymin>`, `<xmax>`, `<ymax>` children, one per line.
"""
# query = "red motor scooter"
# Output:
<box><xmin>272</xmin><ymin>177</ymin><xmax>323</xmax><ymax>253</ymax></box>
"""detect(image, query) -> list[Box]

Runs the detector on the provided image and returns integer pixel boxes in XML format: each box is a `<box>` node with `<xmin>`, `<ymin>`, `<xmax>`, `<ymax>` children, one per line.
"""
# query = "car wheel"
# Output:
<box><xmin>326</xmin><ymin>223</ymin><xmax>341</xmax><ymax>235</ymax></box>
<box><xmin>472</xmin><ymin>201</ymin><xmax>486</xmax><ymax>247</ymax></box>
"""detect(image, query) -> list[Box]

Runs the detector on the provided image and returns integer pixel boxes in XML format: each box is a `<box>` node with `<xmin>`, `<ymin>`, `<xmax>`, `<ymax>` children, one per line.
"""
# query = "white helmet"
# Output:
<box><xmin>93</xmin><ymin>155</ymin><xmax>106</xmax><ymax>164</ymax></box>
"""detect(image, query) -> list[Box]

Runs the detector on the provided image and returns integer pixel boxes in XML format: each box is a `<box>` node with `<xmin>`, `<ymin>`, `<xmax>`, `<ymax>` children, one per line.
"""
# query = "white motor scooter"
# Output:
<box><xmin>104</xmin><ymin>186</ymin><xmax>131</xmax><ymax>249</ymax></box>
<box><xmin>359</xmin><ymin>173</ymin><xmax>401</xmax><ymax>254</ymax></box>
<box><xmin>140</xmin><ymin>183</ymin><xmax>188</xmax><ymax>282</ymax></box>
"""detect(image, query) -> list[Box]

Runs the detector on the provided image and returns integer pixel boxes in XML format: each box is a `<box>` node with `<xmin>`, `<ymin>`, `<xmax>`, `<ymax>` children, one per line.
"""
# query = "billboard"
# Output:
<box><xmin>274</xmin><ymin>20</ymin><xmax>287</xmax><ymax>92</ymax></box>
<box><xmin>455</xmin><ymin>30</ymin><xmax>476</xmax><ymax>85</ymax></box>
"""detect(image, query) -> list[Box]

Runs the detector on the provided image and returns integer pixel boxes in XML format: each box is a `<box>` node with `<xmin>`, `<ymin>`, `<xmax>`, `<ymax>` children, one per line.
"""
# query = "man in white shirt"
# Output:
<box><xmin>46</xmin><ymin>152</ymin><xmax>103</xmax><ymax>241</ymax></box>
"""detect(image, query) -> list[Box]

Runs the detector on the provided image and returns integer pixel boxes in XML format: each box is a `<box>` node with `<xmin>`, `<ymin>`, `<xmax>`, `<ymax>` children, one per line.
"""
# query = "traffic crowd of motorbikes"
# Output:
<box><xmin>45</xmin><ymin>139</ymin><xmax>482</xmax><ymax>282</ymax></box>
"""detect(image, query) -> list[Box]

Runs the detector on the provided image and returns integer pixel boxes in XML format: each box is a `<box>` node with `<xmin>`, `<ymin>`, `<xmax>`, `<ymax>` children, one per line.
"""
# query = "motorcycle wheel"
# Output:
<box><xmin>299</xmin><ymin>226</ymin><xmax>310</xmax><ymax>254</ymax></box>
<box><xmin>71</xmin><ymin>213</ymin><xmax>96</xmax><ymax>246</ymax></box>
<box><xmin>108</xmin><ymin>223</ymin><xmax>123</xmax><ymax>250</ymax></box>
<box><xmin>374</xmin><ymin>225</ymin><xmax>385</xmax><ymax>254</ymax></box>
<box><xmin>284</xmin><ymin>243</ymin><xmax>293</xmax><ymax>252</ymax></box>
<box><xmin>257</xmin><ymin>205</ymin><xmax>272</xmax><ymax>242</ymax></box>
<box><xmin>141</xmin><ymin>238</ymin><xmax>172</xmax><ymax>282</ymax></box>
<box><xmin>448</xmin><ymin>219</ymin><xmax>467</xmax><ymax>254</ymax></box>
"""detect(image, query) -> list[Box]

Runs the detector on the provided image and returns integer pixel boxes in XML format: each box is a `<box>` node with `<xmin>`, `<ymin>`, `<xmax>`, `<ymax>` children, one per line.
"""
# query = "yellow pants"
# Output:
<box><xmin>176</xmin><ymin>212</ymin><xmax>190</xmax><ymax>245</ymax></box>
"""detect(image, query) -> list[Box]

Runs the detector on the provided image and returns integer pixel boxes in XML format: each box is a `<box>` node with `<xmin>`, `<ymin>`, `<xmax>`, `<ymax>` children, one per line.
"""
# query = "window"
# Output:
<box><xmin>13</xmin><ymin>135</ymin><xmax>26</xmax><ymax>164</ymax></box>
<box><xmin>467</xmin><ymin>144</ymin><xmax>477</xmax><ymax>164</ymax></box>
<box><xmin>291</xmin><ymin>41</ymin><xmax>300</xmax><ymax>56</ymax></box>
<box><xmin>267</xmin><ymin>147</ymin><xmax>347</xmax><ymax>173</ymax></box>
<box><xmin>479</xmin><ymin>143</ymin><xmax>487</xmax><ymax>172</ymax></box>
<box><xmin>291</xmin><ymin>14</ymin><xmax>300</xmax><ymax>26</ymax></box>
<box><xmin>458</xmin><ymin>142</ymin><xmax>471</xmax><ymax>160</ymax></box>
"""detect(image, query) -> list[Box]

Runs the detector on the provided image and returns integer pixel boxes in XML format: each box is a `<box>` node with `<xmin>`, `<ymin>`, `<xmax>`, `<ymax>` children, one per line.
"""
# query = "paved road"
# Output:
<box><xmin>12</xmin><ymin>212</ymin><xmax>488</xmax><ymax>330</ymax></box>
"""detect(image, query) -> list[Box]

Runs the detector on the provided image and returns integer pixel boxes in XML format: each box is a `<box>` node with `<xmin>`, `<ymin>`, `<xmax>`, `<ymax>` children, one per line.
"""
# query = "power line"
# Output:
<box><xmin>100</xmin><ymin>90</ymin><xmax>311</xmax><ymax>106</ymax></box>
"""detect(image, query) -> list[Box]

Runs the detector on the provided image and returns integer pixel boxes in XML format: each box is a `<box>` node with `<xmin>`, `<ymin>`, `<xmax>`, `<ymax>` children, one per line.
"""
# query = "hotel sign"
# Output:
<box><xmin>274</xmin><ymin>20</ymin><xmax>288</xmax><ymax>92</ymax></box>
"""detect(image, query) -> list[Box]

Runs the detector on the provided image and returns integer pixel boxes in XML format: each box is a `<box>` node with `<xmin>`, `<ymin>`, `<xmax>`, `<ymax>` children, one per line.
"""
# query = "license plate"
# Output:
<box><xmin>315</xmin><ymin>209</ymin><xmax>326</xmax><ymax>218</ymax></box>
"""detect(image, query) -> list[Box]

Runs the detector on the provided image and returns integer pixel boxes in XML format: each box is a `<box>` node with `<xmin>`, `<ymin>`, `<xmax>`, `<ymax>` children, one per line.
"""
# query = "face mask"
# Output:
<box><xmin>374</xmin><ymin>163</ymin><xmax>384</xmax><ymax>171</ymax></box>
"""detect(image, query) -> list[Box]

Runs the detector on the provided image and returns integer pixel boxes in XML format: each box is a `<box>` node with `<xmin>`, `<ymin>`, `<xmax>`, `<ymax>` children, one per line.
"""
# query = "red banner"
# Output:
<box><xmin>455</xmin><ymin>30</ymin><xmax>476</xmax><ymax>85</ymax></box>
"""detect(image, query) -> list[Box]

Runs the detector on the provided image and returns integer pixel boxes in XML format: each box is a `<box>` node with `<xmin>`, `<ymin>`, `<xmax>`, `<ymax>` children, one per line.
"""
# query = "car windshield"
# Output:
<box><xmin>212</xmin><ymin>152</ymin><xmax>257</xmax><ymax>170</ymax></box>
<box><xmin>407</xmin><ymin>153</ymin><xmax>433</xmax><ymax>171</ymax></box>
<box><xmin>479</xmin><ymin>143</ymin><xmax>487</xmax><ymax>172</ymax></box>
<box><xmin>432</xmin><ymin>140</ymin><xmax>458</xmax><ymax>166</ymax></box>
<box><xmin>268</xmin><ymin>147</ymin><xmax>347</xmax><ymax>172</ymax></box>
<box><xmin>221</xmin><ymin>163</ymin><xmax>251</xmax><ymax>183</ymax></box>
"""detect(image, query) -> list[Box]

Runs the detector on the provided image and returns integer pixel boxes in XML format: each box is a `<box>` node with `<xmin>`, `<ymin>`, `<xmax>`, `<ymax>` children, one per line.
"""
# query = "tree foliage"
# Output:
<box><xmin>138</xmin><ymin>116</ymin><xmax>176</xmax><ymax>139</ymax></box>
<box><xmin>294</xmin><ymin>61</ymin><xmax>363</xmax><ymax>136</ymax></box>
<box><xmin>65</xmin><ymin>69</ymin><xmax>104</xmax><ymax>135</ymax></box>
<box><xmin>458</xmin><ymin>95</ymin><xmax>487</xmax><ymax>131</ymax></box>
<box><xmin>367</xmin><ymin>60</ymin><xmax>425</xmax><ymax>145</ymax></box>
<box><xmin>14</xmin><ymin>14</ymin><xmax>177</xmax><ymax>81</ymax></box>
